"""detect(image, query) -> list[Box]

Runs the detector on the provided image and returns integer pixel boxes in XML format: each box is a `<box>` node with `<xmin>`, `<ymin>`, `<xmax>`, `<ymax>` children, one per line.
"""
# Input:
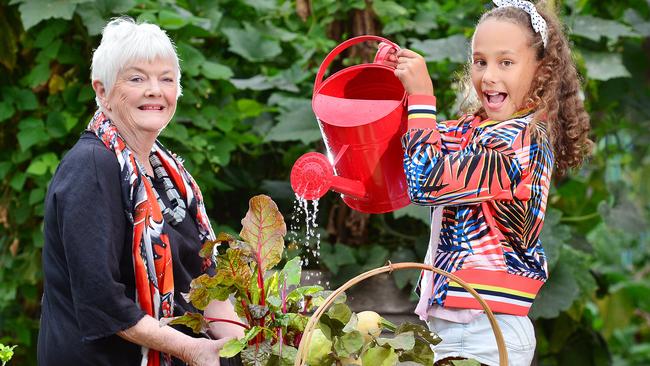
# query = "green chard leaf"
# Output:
<box><xmin>215</xmin><ymin>248</ymin><xmax>253</xmax><ymax>291</ymax></box>
<box><xmin>164</xmin><ymin>312</ymin><xmax>209</xmax><ymax>334</ymax></box>
<box><xmin>376</xmin><ymin>331</ymin><xmax>416</xmax><ymax>351</ymax></box>
<box><xmin>186</xmin><ymin>273</ymin><xmax>233</xmax><ymax>310</ymax></box>
<box><xmin>334</xmin><ymin>330</ymin><xmax>364</xmax><ymax>357</ymax></box>
<box><xmin>362</xmin><ymin>345</ymin><xmax>399</xmax><ymax>366</ymax></box>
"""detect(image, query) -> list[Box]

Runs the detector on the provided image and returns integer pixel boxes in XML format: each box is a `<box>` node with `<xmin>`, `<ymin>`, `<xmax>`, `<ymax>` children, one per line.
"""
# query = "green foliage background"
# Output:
<box><xmin>0</xmin><ymin>0</ymin><xmax>649</xmax><ymax>364</ymax></box>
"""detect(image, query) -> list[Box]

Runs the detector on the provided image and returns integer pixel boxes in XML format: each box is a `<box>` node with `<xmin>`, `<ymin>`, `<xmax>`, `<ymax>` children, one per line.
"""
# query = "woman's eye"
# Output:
<box><xmin>162</xmin><ymin>78</ymin><xmax>174</xmax><ymax>82</ymax></box>
<box><xmin>502</xmin><ymin>60</ymin><xmax>513</xmax><ymax>67</ymax></box>
<box><xmin>130</xmin><ymin>76</ymin><xmax>143</xmax><ymax>82</ymax></box>
<box><xmin>473</xmin><ymin>60</ymin><xmax>486</xmax><ymax>67</ymax></box>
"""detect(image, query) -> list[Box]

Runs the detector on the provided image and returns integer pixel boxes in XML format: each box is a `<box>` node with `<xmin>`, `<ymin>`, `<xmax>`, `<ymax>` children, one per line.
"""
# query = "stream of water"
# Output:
<box><xmin>289</xmin><ymin>195</ymin><xmax>328</xmax><ymax>286</ymax></box>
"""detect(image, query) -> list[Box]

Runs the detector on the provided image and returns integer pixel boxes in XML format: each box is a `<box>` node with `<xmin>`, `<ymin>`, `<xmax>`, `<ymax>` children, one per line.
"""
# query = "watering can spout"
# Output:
<box><xmin>290</xmin><ymin>152</ymin><xmax>366</xmax><ymax>201</ymax></box>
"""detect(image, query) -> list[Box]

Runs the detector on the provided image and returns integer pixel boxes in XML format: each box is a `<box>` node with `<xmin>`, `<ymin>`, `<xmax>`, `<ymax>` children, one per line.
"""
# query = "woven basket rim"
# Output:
<box><xmin>294</xmin><ymin>262</ymin><xmax>508</xmax><ymax>366</ymax></box>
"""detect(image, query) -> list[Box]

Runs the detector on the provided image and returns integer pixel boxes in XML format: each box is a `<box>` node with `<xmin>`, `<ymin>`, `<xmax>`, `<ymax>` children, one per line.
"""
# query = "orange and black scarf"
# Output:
<box><xmin>88</xmin><ymin>110</ymin><xmax>215</xmax><ymax>365</ymax></box>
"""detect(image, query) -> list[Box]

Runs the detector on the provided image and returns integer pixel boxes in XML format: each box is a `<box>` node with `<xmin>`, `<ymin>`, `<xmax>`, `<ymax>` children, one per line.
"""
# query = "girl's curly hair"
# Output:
<box><xmin>459</xmin><ymin>1</ymin><xmax>592</xmax><ymax>176</ymax></box>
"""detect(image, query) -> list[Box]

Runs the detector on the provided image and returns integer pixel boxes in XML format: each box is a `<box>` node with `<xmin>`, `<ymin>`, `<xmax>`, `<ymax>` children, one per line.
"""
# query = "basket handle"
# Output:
<box><xmin>294</xmin><ymin>262</ymin><xmax>508</xmax><ymax>366</ymax></box>
<box><xmin>313</xmin><ymin>35</ymin><xmax>400</xmax><ymax>94</ymax></box>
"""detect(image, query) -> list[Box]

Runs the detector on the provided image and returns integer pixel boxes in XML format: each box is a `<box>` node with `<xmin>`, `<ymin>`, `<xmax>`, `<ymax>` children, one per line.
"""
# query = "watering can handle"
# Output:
<box><xmin>314</xmin><ymin>35</ymin><xmax>400</xmax><ymax>94</ymax></box>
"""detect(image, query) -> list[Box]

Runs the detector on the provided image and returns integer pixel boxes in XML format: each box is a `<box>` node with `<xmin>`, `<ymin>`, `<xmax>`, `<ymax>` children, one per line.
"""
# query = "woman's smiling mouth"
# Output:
<box><xmin>138</xmin><ymin>104</ymin><xmax>165</xmax><ymax>111</ymax></box>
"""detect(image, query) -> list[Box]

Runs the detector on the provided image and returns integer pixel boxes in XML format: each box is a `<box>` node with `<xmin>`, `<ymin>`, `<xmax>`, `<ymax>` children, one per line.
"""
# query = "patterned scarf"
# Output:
<box><xmin>87</xmin><ymin>111</ymin><xmax>215</xmax><ymax>366</ymax></box>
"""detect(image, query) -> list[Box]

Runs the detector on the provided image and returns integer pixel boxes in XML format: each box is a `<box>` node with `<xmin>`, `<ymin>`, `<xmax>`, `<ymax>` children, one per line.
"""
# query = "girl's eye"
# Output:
<box><xmin>502</xmin><ymin>60</ymin><xmax>513</xmax><ymax>67</ymax></box>
<box><xmin>473</xmin><ymin>60</ymin><xmax>486</xmax><ymax>67</ymax></box>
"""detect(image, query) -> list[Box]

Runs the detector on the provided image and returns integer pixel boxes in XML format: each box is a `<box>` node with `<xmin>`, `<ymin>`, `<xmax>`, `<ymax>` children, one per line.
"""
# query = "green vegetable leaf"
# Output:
<box><xmin>342</xmin><ymin>313</ymin><xmax>358</xmax><ymax>333</ymax></box>
<box><xmin>319</xmin><ymin>313</ymin><xmax>346</xmax><ymax>339</ymax></box>
<box><xmin>219</xmin><ymin>338</ymin><xmax>247</xmax><ymax>358</ymax></box>
<box><xmin>215</xmin><ymin>248</ymin><xmax>253</xmax><ymax>292</ymax></box>
<box><xmin>376</xmin><ymin>331</ymin><xmax>415</xmax><ymax>351</ymax></box>
<box><xmin>166</xmin><ymin>312</ymin><xmax>209</xmax><ymax>334</ymax></box>
<box><xmin>241</xmin><ymin>339</ymin><xmax>273</xmax><ymax>365</ymax></box>
<box><xmin>199</xmin><ymin>233</ymin><xmax>231</xmax><ymax>259</ymax></box>
<box><xmin>450</xmin><ymin>360</ymin><xmax>482</xmax><ymax>366</ymax></box>
<box><xmin>220</xmin><ymin>326</ymin><xmax>263</xmax><ymax>358</ymax></box>
<box><xmin>334</xmin><ymin>330</ymin><xmax>364</xmax><ymax>357</ymax></box>
<box><xmin>400</xmin><ymin>337</ymin><xmax>436</xmax><ymax>365</ymax></box>
<box><xmin>248</xmin><ymin>304</ymin><xmax>269</xmax><ymax>319</ymax></box>
<box><xmin>395</xmin><ymin>322</ymin><xmax>441</xmax><ymax>345</ymax></box>
<box><xmin>239</xmin><ymin>195</ymin><xmax>287</xmax><ymax>272</ymax></box>
<box><xmin>271</xmin><ymin>343</ymin><xmax>299</xmax><ymax>365</ymax></box>
<box><xmin>286</xmin><ymin>285</ymin><xmax>324</xmax><ymax>306</ymax></box>
<box><xmin>186</xmin><ymin>274</ymin><xmax>233</xmax><ymax>310</ymax></box>
<box><xmin>280</xmin><ymin>256</ymin><xmax>302</xmax><ymax>287</ymax></box>
<box><xmin>327</xmin><ymin>303</ymin><xmax>352</xmax><ymax>325</ymax></box>
<box><xmin>362</xmin><ymin>345</ymin><xmax>399</xmax><ymax>366</ymax></box>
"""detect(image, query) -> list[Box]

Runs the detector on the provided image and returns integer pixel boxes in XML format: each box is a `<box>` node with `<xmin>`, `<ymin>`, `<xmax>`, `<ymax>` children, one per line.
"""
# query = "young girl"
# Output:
<box><xmin>384</xmin><ymin>0</ymin><xmax>591</xmax><ymax>365</ymax></box>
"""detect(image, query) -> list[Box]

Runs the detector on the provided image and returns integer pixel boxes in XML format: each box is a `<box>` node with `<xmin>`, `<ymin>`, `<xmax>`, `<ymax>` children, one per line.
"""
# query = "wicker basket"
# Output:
<box><xmin>294</xmin><ymin>262</ymin><xmax>508</xmax><ymax>366</ymax></box>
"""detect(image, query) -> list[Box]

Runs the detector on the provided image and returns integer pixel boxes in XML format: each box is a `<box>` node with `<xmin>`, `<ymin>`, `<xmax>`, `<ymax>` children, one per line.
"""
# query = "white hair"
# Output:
<box><xmin>91</xmin><ymin>17</ymin><xmax>182</xmax><ymax>109</ymax></box>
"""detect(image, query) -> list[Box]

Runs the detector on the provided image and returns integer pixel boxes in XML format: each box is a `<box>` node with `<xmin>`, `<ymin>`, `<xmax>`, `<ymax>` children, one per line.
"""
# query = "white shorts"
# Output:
<box><xmin>427</xmin><ymin>314</ymin><xmax>536</xmax><ymax>366</ymax></box>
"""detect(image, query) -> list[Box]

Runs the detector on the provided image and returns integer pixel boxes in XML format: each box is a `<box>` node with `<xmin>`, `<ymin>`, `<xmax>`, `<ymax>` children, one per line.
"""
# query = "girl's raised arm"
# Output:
<box><xmin>403</xmin><ymin>95</ymin><xmax>536</xmax><ymax>206</ymax></box>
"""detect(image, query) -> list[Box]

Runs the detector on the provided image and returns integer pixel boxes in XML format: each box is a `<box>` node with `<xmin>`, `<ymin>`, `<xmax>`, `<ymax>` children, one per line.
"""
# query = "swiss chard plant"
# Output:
<box><xmin>169</xmin><ymin>194</ymin><xmax>326</xmax><ymax>365</ymax></box>
<box><xmin>168</xmin><ymin>194</ymin><xmax>444</xmax><ymax>365</ymax></box>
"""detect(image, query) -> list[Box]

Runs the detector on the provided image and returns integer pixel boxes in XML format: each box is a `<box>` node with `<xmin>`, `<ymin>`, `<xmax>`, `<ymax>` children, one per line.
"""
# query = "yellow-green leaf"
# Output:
<box><xmin>167</xmin><ymin>312</ymin><xmax>209</xmax><ymax>334</ymax></box>
<box><xmin>239</xmin><ymin>195</ymin><xmax>286</xmax><ymax>272</ymax></box>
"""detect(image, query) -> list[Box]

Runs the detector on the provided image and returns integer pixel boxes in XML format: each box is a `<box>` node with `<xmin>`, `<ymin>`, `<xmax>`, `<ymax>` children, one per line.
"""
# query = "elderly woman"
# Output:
<box><xmin>37</xmin><ymin>18</ymin><xmax>244</xmax><ymax>365</ymax></box>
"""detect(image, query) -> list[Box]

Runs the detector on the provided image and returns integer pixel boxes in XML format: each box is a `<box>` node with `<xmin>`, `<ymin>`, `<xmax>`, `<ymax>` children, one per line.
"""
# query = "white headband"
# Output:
<box><xmin>493</xmin><ymin>0</ymin><xmax>548</xmax><ymax>48</ymax></box>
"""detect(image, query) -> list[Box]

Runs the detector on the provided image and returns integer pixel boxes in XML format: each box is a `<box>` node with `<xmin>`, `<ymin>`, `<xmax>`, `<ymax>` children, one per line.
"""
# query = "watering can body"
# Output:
<box><xmin>290</xmin><ymin>36</ymin><xmax>410</xmax><ymax>214</ymax></box>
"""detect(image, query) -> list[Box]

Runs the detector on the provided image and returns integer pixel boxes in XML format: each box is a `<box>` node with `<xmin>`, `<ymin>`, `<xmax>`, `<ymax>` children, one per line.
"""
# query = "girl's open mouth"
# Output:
<box><xmin>484</xmin><ymin>92</ymin><xmax>508</xmax><ymax>110</ymax></box>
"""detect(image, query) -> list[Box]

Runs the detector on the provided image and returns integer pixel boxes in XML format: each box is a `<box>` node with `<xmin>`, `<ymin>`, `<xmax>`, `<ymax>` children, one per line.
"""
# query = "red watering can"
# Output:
<box><xmin>290</xmin><ymin>35</ymin><xmax>410</xmax><ymax>214</ymax></box>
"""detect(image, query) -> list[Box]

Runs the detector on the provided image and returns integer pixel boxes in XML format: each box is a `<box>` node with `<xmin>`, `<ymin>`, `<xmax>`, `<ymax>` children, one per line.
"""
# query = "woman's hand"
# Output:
<box><xmin>387</xmin><ymin>49</ymin><xmax>434</xmax><ymax>96</ymax></box>
<box><xmin>184</xmin><ymin>337</ymin><xmax>232</xmax><ymax>366</ymax></box>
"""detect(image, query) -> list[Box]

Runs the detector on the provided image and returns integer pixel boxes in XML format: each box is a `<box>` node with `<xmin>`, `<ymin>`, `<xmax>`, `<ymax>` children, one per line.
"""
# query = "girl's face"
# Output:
<box><xmin>471</xmin><ymin>19</ymin><xmax>539</xmax><ymax>121</ymax></box>
<box><xmin>107</xmin><ymin>58</ymin><xmax>178</xmax><ymax>135</ymax></box>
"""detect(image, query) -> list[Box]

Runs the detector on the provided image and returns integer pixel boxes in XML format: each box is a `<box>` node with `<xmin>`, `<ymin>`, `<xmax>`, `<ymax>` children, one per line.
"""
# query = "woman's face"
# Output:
<box><xmin>107</xmin><ymin>58</ymin><xmax>178</xmax><ymax>134</ymax></box>
<box><xmin>471</xmin><ymin>19</ymin><xmax>539</xmax><ymax>121</ymax></box>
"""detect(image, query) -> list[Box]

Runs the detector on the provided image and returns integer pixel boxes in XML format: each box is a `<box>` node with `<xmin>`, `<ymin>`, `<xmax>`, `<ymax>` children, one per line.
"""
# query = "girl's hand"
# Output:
<box><xmin>185</xmin><ymin>337</ymin><xmax>232</xmax><ymax>366</ymax></box>
<box><xmin>393</xmin><ymin>49</ymin><xmax>434</xmax><ymax>96</ymax></box>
